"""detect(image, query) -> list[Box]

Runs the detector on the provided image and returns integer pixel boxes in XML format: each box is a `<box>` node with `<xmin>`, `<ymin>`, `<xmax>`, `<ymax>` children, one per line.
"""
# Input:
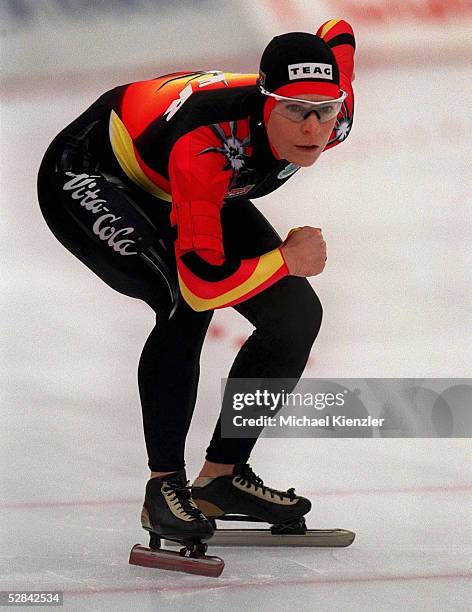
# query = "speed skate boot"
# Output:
<box><xmin>129</xmin><ymin>470</ymin><xmax>224</xmax><ymax>577</ymax></box>
<box><xmin>185</xmin><ymin>463</ymin><xmax>355</xmax><ymax>548</ymax></box>
<box><xmin>141</xmin><ymin>469</ymin><xmax>215</xmax><ymax>542</ymax></box>
<box><xmin>191</xmin><ymin>462</ymin><xmax>311</xmax><ymax>534</ymax></box>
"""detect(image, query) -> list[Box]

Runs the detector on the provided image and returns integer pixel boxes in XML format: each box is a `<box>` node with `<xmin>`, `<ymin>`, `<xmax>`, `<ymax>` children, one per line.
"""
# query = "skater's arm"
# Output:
<box><xmin>168</xmin><ymin>129</ymin><xmax>289</xmax><ymax>312</ymax></box>
<box><xmin>316</xmin><ymin>19</ymin><xmax>355</xmax><ymax>151</ymax></box>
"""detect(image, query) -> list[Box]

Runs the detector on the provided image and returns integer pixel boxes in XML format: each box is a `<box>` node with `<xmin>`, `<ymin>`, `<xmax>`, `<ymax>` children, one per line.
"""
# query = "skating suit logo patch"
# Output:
<box><xmin>199</xmin><ymin>122</ymin><xmax>251</xmax><ymax>172</ymax></box>
<box><xmin>277</xmin><ymin>163</ymin><xmax>300</xmax><ymax>180</ymax></box>
<box><xmin>328</xmin><ymin>101</ymin><xmax>352</xmax><ymax>145</ymax></box>
<box><xmin>164</xmin><ymin>71</ymin><xmax>229</xmax><ymax>122</ymax></box>
<box><xmin>62</xmin><ymin>172</ymin><xmax>138</xmax><ymax>256</ymax></box>
<box><xmin>226</xmin><ymin>184</ymin><xmax>256</xmax><ymax>198</ymax></box>
<box><xmin>198</xmin><ymin>122</ymin><xmax>256</xmax><ymax>196</ymax></box>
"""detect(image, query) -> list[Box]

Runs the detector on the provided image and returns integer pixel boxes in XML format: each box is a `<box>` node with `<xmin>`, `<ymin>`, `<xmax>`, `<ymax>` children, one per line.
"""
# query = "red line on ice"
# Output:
<box><xmin>64</xmin><ymin>570</ymin><xmax>472</xmax><ymax>598</ymax></box>
<box><xmin>1</xmin><ymin>483</ymin><xmax>470</xmax><ymax>510</ymax></box>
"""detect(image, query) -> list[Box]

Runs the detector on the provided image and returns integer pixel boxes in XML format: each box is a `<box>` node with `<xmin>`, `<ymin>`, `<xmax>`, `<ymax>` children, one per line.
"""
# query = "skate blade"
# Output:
<box><xmin>165</xmin><ymin>528</ymin><xmax>355</xmax><ymax>547</ymax></box>
<box><xmin>129</xmin><ymin>544</ymin><xmax>224</xmax><ymax>577</ymax></box>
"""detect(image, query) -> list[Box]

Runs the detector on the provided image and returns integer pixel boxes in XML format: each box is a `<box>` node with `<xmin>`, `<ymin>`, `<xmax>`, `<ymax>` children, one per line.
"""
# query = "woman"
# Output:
<box><xmin>37</xmin><ymin>20</ymin><xmax>355</xmax><ymax>547</ymax></box>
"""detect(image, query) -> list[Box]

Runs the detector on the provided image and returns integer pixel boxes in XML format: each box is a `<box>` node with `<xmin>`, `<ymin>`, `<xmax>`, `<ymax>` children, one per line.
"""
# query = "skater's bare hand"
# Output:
<box><xmin>280</xmin><ymin>227</ymin><xmax>327</xmax><ymax>277</ymax></box>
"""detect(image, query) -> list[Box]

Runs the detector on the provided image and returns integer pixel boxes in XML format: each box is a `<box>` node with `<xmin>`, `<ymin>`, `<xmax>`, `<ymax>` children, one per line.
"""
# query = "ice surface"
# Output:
<box><xmin>1</xmin><ymin>65</ymin><xmax>471</xmax><ymax>611</ymax></box>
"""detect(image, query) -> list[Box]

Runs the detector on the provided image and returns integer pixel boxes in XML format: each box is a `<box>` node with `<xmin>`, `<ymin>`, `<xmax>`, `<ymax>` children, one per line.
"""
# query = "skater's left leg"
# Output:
<box><xmin>197</xmin><ymin>276</ymin><xmax>320</xmax><ymax>474</ymax></box>
<box><xmin>198</xmin><ymin>198</ymin><xmax>322</xmax><ymax>468</ymax></box>
<box><xmin>193</xmin><ymin>276</ymin><xmax>320</xmax><ymax>522</ymax></box>
<box><xmin>204</xmin><ymin>266</ymin><xmax>322</xmax><ymax>465</ymax></box>
<box><xmin>179</xmin><ymin>197</ymin><xmax>318</xmax><ymax>525</ymax></box>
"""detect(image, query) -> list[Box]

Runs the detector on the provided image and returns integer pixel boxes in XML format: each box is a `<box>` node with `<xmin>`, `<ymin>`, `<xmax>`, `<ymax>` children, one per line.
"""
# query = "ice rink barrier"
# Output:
<box><xmin>247</xmin><ymin>0</ymin><xmax>472</xmax><ymax>66</ymax></box>
<box><xmin>2</xmin><ymin>0</ymin><xmax>471</xmax><ymax>87</ymax></box>
<box><xmin>0</xmin><ymin>0</ymin><xmax>262</xmax><ymax>82</ymax></box>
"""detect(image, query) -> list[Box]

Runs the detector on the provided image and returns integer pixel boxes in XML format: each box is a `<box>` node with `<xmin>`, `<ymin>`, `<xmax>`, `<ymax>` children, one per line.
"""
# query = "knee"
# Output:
<box><xmin>289</xmin><ymin>280</ymin><xmax>322</xmax><ymax>345</ymax></box>
<box><xmin>271</xmin><ymin>278</ymin><xmax>323</xmax><ymax>350</ymax></box>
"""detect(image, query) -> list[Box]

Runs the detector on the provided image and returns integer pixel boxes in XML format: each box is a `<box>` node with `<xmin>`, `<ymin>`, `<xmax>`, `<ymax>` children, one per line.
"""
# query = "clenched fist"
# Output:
<box><xmin>280</xmin><ymin>226</ymin><xmax>327</xmax><ymax>277</ymax></box>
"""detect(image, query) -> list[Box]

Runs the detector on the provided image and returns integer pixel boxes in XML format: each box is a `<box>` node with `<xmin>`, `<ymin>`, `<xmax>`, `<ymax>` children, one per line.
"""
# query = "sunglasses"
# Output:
<box><xmin>260</xmin><ymin>86</ymin><xmax>347</xmax><ymax>123</ymax></box>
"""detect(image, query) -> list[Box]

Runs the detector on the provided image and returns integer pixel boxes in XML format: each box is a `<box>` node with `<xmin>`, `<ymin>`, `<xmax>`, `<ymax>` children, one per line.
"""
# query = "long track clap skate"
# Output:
<box><xmin>167</xmin><ymin>463</ymin><xmax>355</xmax><ymax>548</ymax></box>
<box><xmin>129</xmin><ymin>470</ymin><xmax>224</xmax><ymax>577</ymax></box>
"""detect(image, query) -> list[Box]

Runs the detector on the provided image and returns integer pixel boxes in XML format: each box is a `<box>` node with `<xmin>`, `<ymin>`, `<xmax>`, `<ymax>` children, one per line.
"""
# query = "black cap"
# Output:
<box><xmin>258</xmin><ymin>32</ymin><xmax>340</xmax><ymax>95</ymax></box>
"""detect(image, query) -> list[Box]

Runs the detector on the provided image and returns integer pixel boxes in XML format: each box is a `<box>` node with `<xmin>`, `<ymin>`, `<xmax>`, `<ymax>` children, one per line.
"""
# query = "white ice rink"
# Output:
<box><xmin>1</xmin><ymin>64</ymin><xmax>471</xmax><ymax>611</ymax></box>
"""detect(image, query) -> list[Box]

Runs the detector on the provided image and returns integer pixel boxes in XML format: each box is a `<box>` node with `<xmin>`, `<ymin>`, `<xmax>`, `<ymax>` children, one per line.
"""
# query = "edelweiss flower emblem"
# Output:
<box><xmin>199</xmin><ymin>122</ymin><xmax>251</xmax><ymax>173</ymax></box>
<box><xmin>328</xmin><ymin>101</ymin><xmax>352</xmax><ymax>145</ymax></box>
<box><xmin>335</xmin><ymin>117</ymin><xmax>352</xmax><ymax>141</ymax></box>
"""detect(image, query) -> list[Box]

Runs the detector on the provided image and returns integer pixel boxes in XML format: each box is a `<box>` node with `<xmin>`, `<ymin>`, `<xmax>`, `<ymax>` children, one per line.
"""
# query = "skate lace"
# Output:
<box><xmin>163</xmin><ymin>481</ymin><xmax>205</xmax><ymax>520</ymax></box>
<box><xmin>235</xmin><ymin>464</ymin><xmax>297</xmax><ymax>502</ymax></box>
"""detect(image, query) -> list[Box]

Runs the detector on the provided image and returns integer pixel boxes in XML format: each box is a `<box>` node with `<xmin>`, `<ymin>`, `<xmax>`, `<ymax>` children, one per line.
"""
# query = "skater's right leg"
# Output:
<box><xmin>37</xmin><ymin>140</ymin><xmax>215</xmax><ymax>553</ymax></box>
<box><xmin>138</xmin><ymin>297</ymin><xmax>213</xmax><ymax>472</ymax></box>
<box><xmin>38</xmin><ymin>142</ymin><xmax>214</xmax><ymax>474</ymax></box>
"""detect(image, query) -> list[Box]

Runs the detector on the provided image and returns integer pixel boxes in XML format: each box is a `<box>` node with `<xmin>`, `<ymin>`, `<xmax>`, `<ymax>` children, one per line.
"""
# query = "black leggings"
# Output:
<box><xmin>38</xmin><ymin>144</ymin><xmax>323</xmax><ymax>471</ymax></box>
